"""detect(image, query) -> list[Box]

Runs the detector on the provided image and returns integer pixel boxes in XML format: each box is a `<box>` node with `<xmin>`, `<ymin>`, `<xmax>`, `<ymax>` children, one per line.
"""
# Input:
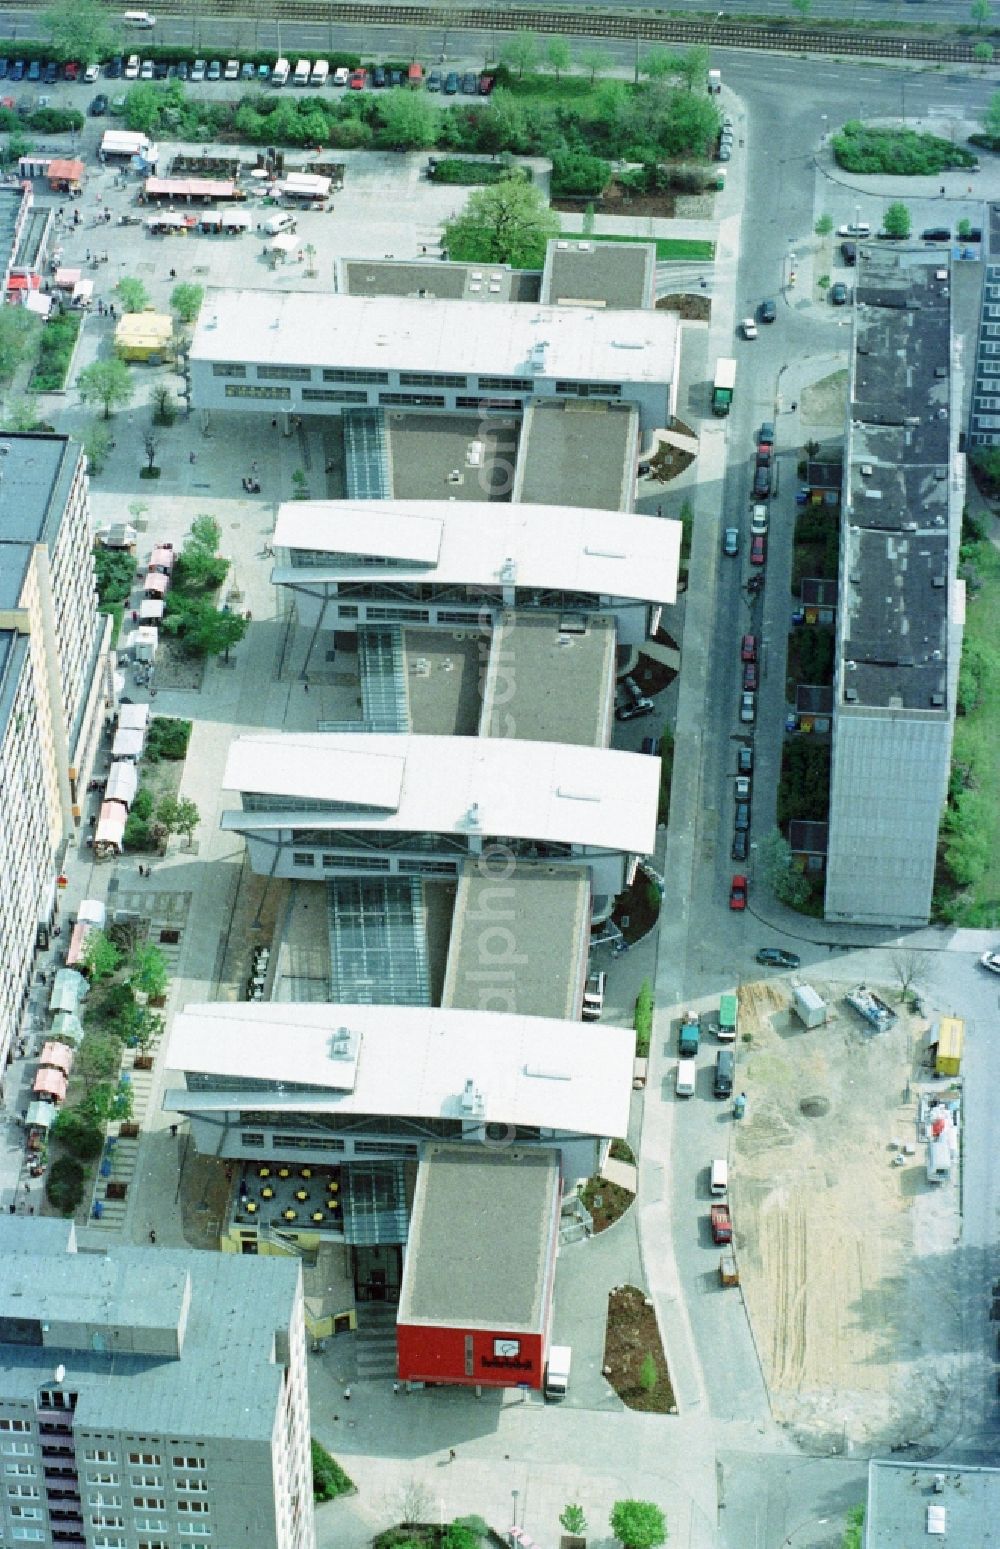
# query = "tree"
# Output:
<box><xmin>131</xmin><ymin>943</ymin><xmax>168</xmax><ymax>1001</ymax></box>
<box><xmin>984</xmin><ymin>89</ymin><xmax>1000</xmax><ymax>139</ymax></box>
<box><xmin>610</xmin><ymin>1501</ymin><xmax>667</xmax><ymax>1549</ymax></box>
<box><xmin>117</xmin><ymin>276</ymin><xmax>150</xmax><ymax>313</ymax></box>
<box><xmin>641</xmin><ymin>48</ymin><xmax>675</xmax><ymax>82</ymax></box>
<box><xmin>441</xmin><ymin>1526</ymin><xmax>478</xmax><ymax>1549</ymax></box>
<box><xmin>156</xmin><ymin>794</ymin><xmax>201</xmax><ymax>848</ymax></box>
<box><xmin>443</xmin><ymin>176</ymin><xmax>560</xmax><ymax>269</ymax></box>
<box><xmin>2</xmin><ymin>396</ymin><xmax>45</xmax><ymax>433</ymax></box>
<box><xmin>51</xmin><ymin>1106</ymin><xmax>104</xmax><ymax>1160</ymax></box>
<box><xmin>942</xmin><ymin>790</ymin><xmax>990</xmax><ymax>886</ymax></box>
<box><xmin>639</xmin><ymin>1353</ymin><xmax>658</xmax><ymax>1394</ymax></box>
<box><xmin>83</xmin><ymin>1077</ymin><xmax>133</xmax><ymax>1126</ymax></box>
<box><xmin>501</xmin><ymin>30</ymin><xmax>539</xmax><ymax>78</ymax></box>
<box><xmin>151</xmin><ymin>383</ymin><xmax>176</xmax><ymax>426</ymax></box>
<box><xmin>143</xmin><ymin>430</ymin><xmax>159</xmax><ymax>472</ymax></box>
<box><xmin>580</xmin><ymin>48</ymin><xmax>612</xmax><ymax>83</ymax></box>
<box><xmin>756</xmin><ymin>829</ymin><xmax>811</xmax><ymax>909</ymax></box>
<box><xmin>791</xmin><ymin>0</ymin><xmax>812</xmax><ymax>17</ymax></box>
<box><xmin>189</xmin><ymin>513</ymin><xmax>221</xmax><ymax>552</ymax></box>
<box><xmin>815</xmin><ymin>213</ymin><xmax>834</xmax><ymax>237</ymax></box>
<box><xmin>674</xmin><ymin>45</ymin><xmax>709</xmax><ymax>91</ymax></box>
<box><xmin>0</xmin><ymin>305</ymin><xmax>40</xmax><ymax>384</ymax></box>
<box><xmin>77</xmin><ymin>1033</ymin><xmax>124</xmax><ymax>1092</ymax></box>
<box><xmin>78</xmin><ymin>358</ymin><xmax>134</xmax><ymax>419</ymax></box>
<box><xmin>83</xmin><ymin>420</ymin><xmax>112</xmax><ymax>474</ymax></box>
<box><xmin>971</xmin><ymin>0</ymin><xmax>991</xmax><ymax>29</ymax></box>
<box><xmin>842</xmin><ymin>1506</ymin><xmax>864</xmax><ymax>1549</ymax></box>
<box><xmin>47</xmin><ymin>1156</ymin><xmax>85</xmax><ymax>1215</ymax></box>
<box><xmin>374</xmin><ymin>87</ymin><xmax>442</xmax><ymax>149</ymax></box>
<box><xmin>974</xmin><ymin>41</ymin><xmax>994</xmax><ymax>65</ymax></box>
<box><xmin>170</xmin><ymin>282</ymin><xmax>204</xmax><ymax>324</ymax></box>
<box><xmin>560</xmin><ymin>1507</ymin><xmax>588</xmax><ymax>1537</ymax></box>
<box><xmin>43</xmin><ymin>0</ymin><xmax>121</xmax><ymax>64</ymax></box>
<box><xmin>185</xmin><ymin>606</ymin><xmax>248</xmax><ymax>662</ymax></box>
<box><xmin>82</xmin><ymin>931</ymin><xmax>121</xmax><ymax>983</ymax></box>
<box><xmin>545</xmin><ymin>37</ymin><xmax>571</xmax><ymax>79</ymax></box>
<box><xmin>890</xmin><ymin>948</ymin><xmax>923</xmax><ymax>1001</ymax></box>
<box><xmin>883</xmin><ymin>200</ymin><xmax>912</xmax><ymax>238</ymax></box>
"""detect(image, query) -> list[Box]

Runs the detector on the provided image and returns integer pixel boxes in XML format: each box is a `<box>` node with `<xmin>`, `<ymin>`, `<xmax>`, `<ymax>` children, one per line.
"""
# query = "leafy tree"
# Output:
<box><xmin>2</xmin><ymin>396</ymin><xmax>45</xmax><ymax>433</ymax></box>
<box><xmin>0</xmin><ymin>131</ymin><xmax>33</xmax><ymax>169</ymax></box>
<box><xmin>815</xmin><ymin>213</ymin><xmax>834</xmax><ymax>237</ymax></box>
<box><xmin>43</xmin><ymin>0</ymin><xmax>121</xmax><ymax>63</ymax></box>
<box><xmin>82</xmin><ymin>1077</ymin><xmax>133</xmax><ymax>1126</ymax></box>
<box><xmin>657</xmin><ymin>89</ymin><xmax>722</xmax><ymax>158</ymax></box>
<box><xmin>842</xmin><ymin>1506</ymin><xmax>864</xmax><ymax>1549</ymax></box>
<box><xmin>188</xmin><ymin>608</ymin><xmax>247</xmax><ymax>662</ymax></box>
<box><xmin>78</xmin><ymin>359</ymin><xmax>134</xmax><ymax>419</ymax></box>
<box><xmin>674</xmin><ymin>45</ymin><xmax>709</xmax><ymax>91</ymax></box>
<box><xmin>83</xmin><ymin>420</ymin><xmax>113</xmax><ymax>474</ymax></box>
<box><xmin>0</xmin><ymin>306</ymin><xmax>40</xmax><ymax>384</ymax></box>
<box><xmin>791</xmin><ymin>0</ymin><xmax>812</xmax><ymax>18</ymax></box>
<box><xmin>77</xmin><ymin>1033</ymin><xmax>124</xmax><ymax>1091</ymax></box>
<box><xmin>82</xmin><ymin>931</ymin><xmax>121</xmax><ymax>983</ymax></box>
<box><xmin>170</xmin><ymin>282</ymin><xmax>204</xmax><ymax>324</ymax></box>
<box><xmin>143</xmin><ymin>431</ymin><xmax>159</xmax><ymax>472</ymax></box>
<box><xmin>441</xmin><ymin>1526</ymin><xmax>478</xmax><ymax>1549</ymax></box>
<box><xmin>51</xmin><ymin>1107</ymin><xmax>104</xmax><ymax>1160</ymax></box>
<box><xmin>151</xmin><ymin>383</ymin><xmax>176</xmax><ymax>426</ymax></box>
<box><xmin>610</xmin><ymin>1501</ymin><xmax>667</xmax><ymax>1549</ymax></box>
<box><xmin>117</xmin><ymin>276</ymin><xmax>150</xmax><ymax>313</ymax></box>
<box><xmin>756</xmin><ymin>830</ymin><xmax>811</xmax><ymax>908</ymax></box>
<box><xmin>974</xmin><ymin>41</ymin><xmax>994</xmax><ymax>64</ymax></box>
<box><xmin>883</xmin><ymin>200</ymin><xmax>912</xmax><ymax>238</ymax></box>
<box><xmin>156</xmin><ymin>794</ymin><xmax>201</xmax><ymax>848</ymax></box>
<box><xmin>641</xmin><ymin>48</ymin><xmax>675</xmax><ymax>82</ymax></box>
<box><xmin>310</xmin><ymin>1439</ymin><xmax>355</xmax><ymax>1502</ymax></box>
<box><xmin>443</xmin><ymin>176</ymin><xmax>559</xmax><ymax>268</ymax></box>
<box><xmin>560</xmin><ymin>1507</ymin><xmax>588</xmax><ymax>1537</ymax></box>
<box><xmin>501</xmin><ymin>30</ymin><xmax>540</xmax><ymax>78</ymax></box>
<box><xmin>942</xmin><ymin>790</ymin><xmax>990</xmax><ymax>885</ymax></box>
<box><xmin>544</xmin><ymin>37</ymin><xmax>571</xmax><ymax>79</ymax></box>
<box><xmin>551</xmin><ymin>148</ymin><xmax>611</xmax><ymax>198</ymax></box>
<box><xmin>47</xmin><ymin>1156</ymin><xmax>85</xmax><ymax>1215</ymax></box>
<box><xmin>580</xmin><ymin>48</ymin><xmax>612</xmax><ymax>83</ymax></box>
<box><xmin>972</xmin><ymin>0</ymin><xmax>991</xmax><ymax>29</ymax></box>
<box><xmin>131</xmin><ymin>943</ymin><xmax>168</xmax><ymax>1001</ymax></box>
<box><xmin>374</xmin><ymin>88</ymin><xmax>442</xmax><ymax>149</ymax></box>
<box><xmin>190</xmin><ymin>513</ymin><xmax>221</xmax><ymax>552</ymax></box>
<box><xmin>639</xmin><ymin>1353</ymin><xmax>658</xmax><ymax>1393</ymax></box>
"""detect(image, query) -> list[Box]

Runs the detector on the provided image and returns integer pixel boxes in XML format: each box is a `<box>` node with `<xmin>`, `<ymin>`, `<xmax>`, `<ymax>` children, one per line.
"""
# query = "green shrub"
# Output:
<box><xmin>832</xmin><ymin>123</ymin><xmax>976</xmax><ymax>175</ymax></box>
<box><xmin>93</xmin><ymin>547</ymin><xmax>135</xmax><ymax>610</ymax></box>
<box><xmin>131</xmin><ymin>787</ymin><xmax>154</xmax><ymax>821</ymax></box>
<box><xmin>27</xmin><ymin>107</ymin><xmax>84</xmax><ymax>133</ymax></box>
<box><xmin>46</xmin><ymin>1156</ymin><xmax>86</xmax><ymax>1215</ymax></box>
<box><xmin>145</xmin><ymin>717</ymin><xmax>192</xmax><ymax>762</ymax></box>
<box><xmin>550</xmin><ymin>147</ymin><xmax>611</xmax><ymax>197</ymax></box>
<box><xmin>429</xmin><ymin>158</ymin><xmax>527</xmax><ymax>185</ymax></box>
<box><xmin>634</xmin><ymin>979</ymin><xmax>654</xmax><ymax>1058</ymax></box>
<box><xmin>51</xmin><ymin>1108</ymin><xmax>104</xmax><ymax>1161</ymax></box>
<box><xmin>30</xmin><ymin>311</ymin><xmax>82</xmax><ymax>391</ymax></box>
<box><xmin>310</xmin><ymin>1439</ymin><xmax>354</xmax><ymax>1501</ymax></box>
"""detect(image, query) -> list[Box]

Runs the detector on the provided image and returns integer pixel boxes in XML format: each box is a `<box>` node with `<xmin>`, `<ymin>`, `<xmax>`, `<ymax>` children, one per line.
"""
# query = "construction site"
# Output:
<box><xmin>730</xmin><ymin>977</ymin><xmax>963</xmax><ymax>1452</ymax></box>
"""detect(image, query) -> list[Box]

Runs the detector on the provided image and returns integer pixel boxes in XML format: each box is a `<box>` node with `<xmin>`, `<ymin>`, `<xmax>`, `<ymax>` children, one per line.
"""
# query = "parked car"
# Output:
<box><xmin>735</xmin><ymin>775</ymin><xmax>751</xmax><ymax>802</ymax></box>
<box><xmin>734</xmin><ymin>801</ymin><xmax>750</xmax><ymax>833</ymax></box>
<box><xmin>615</xmin><ymin>697</ymin><xmax>654</xmax><ymax>721</ymax></box>
<box><xmin>479</xmin><ymin>73</ymin><xmax>495</xmax><ymax>94</ymax></box>
<box><xmin>241</xmin><ymin>61</ymin><xmax>255</xmax><ymax>79</ymax></box>
<box><xmin>84</xmin><ymin>61</ymin><xmax>101</xmax><ymax>81</ymax></box>
<box><xmin>739</xmin><ymin>691</ymin><xmax>755</xmax><ymax>724</ymax></box>
<box><xmin>740</xmin><ymin>633</ymin><xmax>757</xmax><ymax>662</ymax></box>
<box><xmin>738</xmin><ymin>744</ymin><xmax>753</xmax><ymax>775</ymax></box>
<box><xmin>757</xmin><ymin>421</ymin><xmax>774</xmax><ymax>451</ymax></box>
<box><xmin>742</xmin><ymin>661</ymin><xmax>758</xmax><ymax>692</ymax></box>
<box><xmin>750</xmin><ymin>532</ymin><xmax>767</xmax><ymax>567</ymax></box>
<box><xmin>10</xmin><ymin>60</ymin><xmax>25</xmax><ymax>82</ymax></box>
<box><xmin>89</xmin><ymin>92</ymin><xmax>109</xmax><ymax>115</ymax></box>
<box><xmin>349</xmin><ymin>67</ymin><xmax>366</xmax><ymax>88</ymax></box>
<box><xmin>979</xmin><ymin>950</ymin><xmax>1000</xmax><ymax>975</ymax></box>
<box><xmin>742</xmin><ymin>317</ymin><xmax>758</xmax><ymax>340</ymax></box>
<box><xmin>751</xmin><ymin>503</ymin><xmax>768</xmax><ymax>535</ymax></box>
<box><xmin>389</xmin><ymin>67</ymin><xmax>403</xmax><ymax>86</ymax></box>
<box><xmin>756</xmin><ymin>948</ymin><xmax>801</xmax><ymax>968</ymax></box>
<box><xmin>732</xmin><ymin>829</ymin><xmax>748</xmax><ymax>862</ymax></box>
<box><xmin>257</xmin><ymin>62</ymin><xmax>270</xmax><ymax>80</ymax></box>
<box><xmin>830</xmin><ymin>281</ymin><xmax>848</xmax><ymax>305</ymax></box>
<box><xmin>444</xmin><ymin>70</ymin><xmax>459</xmax><ymax>93</ymax></box>
<box><xmin>752</xmin><ymin>464</ymin><xmax>770</xmax><ymax>499</ymax></box>
<box><xmin>105</xmin><ymin>55</ymin><xmax>123</xmax><ymax>78</ymax></box>
<box><xmin>206</xmin><ymin>60</ymin><xmax>221</xmax><ymax>80</ymax></box>
<box><xmin>729</xmin><ymin>874</ymin><xmax>748</xmax><ymax>910</ymax></box>
<box><xmin>717</xmin><ymin>143</ymin><xmax>731</xmax><ymax>162</ymax></box>
<box><xmin>841</xmin><ymin>240</ymin><xmax>857</xmax><ymax>266</ymax></box>
<box><xmin>43</xmin><ymin>61</ymin><xmax>59</xmax><ymax>83</ymax></box>
<box><xmin>109</xmin><ymin>92</ymin><xmax>127</xmax><ymax>114</ymax></box>
<box><xmin>837</xmin><ymin>221</ymin><xmax>871</xmax><ymax>238</ymax></box>
<box><xmin>333</xmin><ymin>65</ymin><xmax>350</xmax><ymax>85</ymax></box>
<box><xmin>0</xmin><ymin>60</ymin><xmax>8</xmax><ymax>80</ymax></box>
<box><xmin>426</xmin><ymin>68</ymin><xmax>442</xmax><ymax>90</ymax></box>
<box><xmin>176</xmin><ymin>59</ymin><xmax>189</xmax><ymax>80</ymax></box>
<box><xmin>462</xmin><ymin>70</ymin><xmax>478</xmax><ymax>93</ymax></box>
<box><xmin>124</xmin><ymin>54</ymin><xmax>140</xmax><ymax>79</ymax></box>
<box><xmin>190</xmin><ymin>58</ymin><xmax>206</xmax><ymax>81</ymax></box>
<box><xmin>153</xmin><ymin>59</ymin><xmax>168</xmax><ymax>79</ymax></box>
<box><xmin>759</xmin><ymin>298</ymin><xmax>777</xmax><ymax>323</ymax></box>
<box><xmin>921</xmin><ymin>227</ymin><xmax>950</xmax><ymax>242</ymax></box>
<box><xmin>27</xmin><ymin>60</ymin><xmax>41</xmax><ymax>81</ymax></box>
<box><xmin>63</xmin><ymin>60</ymin><xmax>80</xmax><ymax>81</ymax></box>
<box><xmin>224</xmin><ymin>59</ymin><xmax>239</xmax><ymax>80</ymax></box>
<box><xmin>372</xmin><ymin>64</ymin><xmax>386</xmax><ymax>87</ymax></box>
<box><xmin>723</xmin><ymin>527</ymin><xmax>739</xmax><ymax>556</ymax></box>
<box><xmin>140</xmin><ymin>58</ymin><xmax>154</xmax><ymax>79</ymax></box>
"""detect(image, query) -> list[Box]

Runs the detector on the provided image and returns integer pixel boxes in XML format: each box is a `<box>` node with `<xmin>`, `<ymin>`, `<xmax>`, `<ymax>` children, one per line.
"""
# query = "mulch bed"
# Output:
<box><xmin>152</xmin><ymin>637</ymin><xmax>205</xmax><ymax>692</ymax></box>
<box><xmin>603</xmin><ymin>1284</ymin><xmax>676</xmax><ymax>1413</ymax></box>
<box><xmin>656</xmin><ymin>292</ymin><xmax>711</xmax><ymax>322</ymax></box>
<box><xmin>579</xmin><ymin>1175</ymin><xmax>635</xmax><ymax>1233</ymax></box>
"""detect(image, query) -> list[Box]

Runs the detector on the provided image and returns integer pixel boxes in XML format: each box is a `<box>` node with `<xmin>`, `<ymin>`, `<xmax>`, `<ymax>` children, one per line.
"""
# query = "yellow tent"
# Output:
<box><xmin>114</xmin><ymin>310</ymin><xmax>174</xmax><ymax>363</ymax></box>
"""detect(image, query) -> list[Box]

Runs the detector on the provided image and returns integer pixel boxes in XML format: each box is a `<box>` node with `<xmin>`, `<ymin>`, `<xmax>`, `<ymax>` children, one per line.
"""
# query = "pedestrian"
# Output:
<box><xmin>271</xmin><ymin>416</ymin><xmax>277</xmax><ymax>429</ymax></box>
<box><xmin>392</xmin><ymin>1381</ymin><xmax>400</xmax><ymax>1395</ymax></box>
<box><xmin>170</xmin><ymin>1123</ymin><xmax>178</xmax><ymax>1138</ymax></box>
<box><xmin>85</xmin><ymin>249</ymin><xmax>91</xmax><ymax>262</ymax></box>
<box><xmin>303</xmin><ymin>679</ymin><xmax>309</xmax><ymax>693</ymax></box>
<box><xmin>245</xmin><ymin>609</ymin><xmax>252</xmax><ymax>622</ymax></box>
<box><xmin>189</xmin><ymin>450</ymin><xmax>196</xmax><ymax>464</ymax></box>
<box><xmin>656</xmin><ymin>504</ymin><xmax>663</xmax><ymax>518</ymax></box>
<box><xmin>251</xmin><ymin>460</ymin><xmax>258</xmax><ymax>474</ymax></box>
<box><xmin>343</xmin><ymin>1386</ymin><xmax>351</xmax><ymax>1401</ymax></box>
<box><xmin>149</xmin><ymin>1229</ymin><xmax>156</xmax><ymax>1244</ymax></box>
<box><xmin>448</xmin><ymin>1449</ymin><xmax>456</xmax><ymax>1463</ymax></box>
<box><xmin>940</xmin><ymin>185</ymin><xmax>945</xmax><ymax>196</ymax></box>
<box><xmin>7</xmin><ymin>1204</ymin><xmax>13</xmax><ymax>1215</ymax></box>
<box><xmin>169</xmin><ymin>268</ymin><xmax>176</xmax><ymax>279</ymax></box>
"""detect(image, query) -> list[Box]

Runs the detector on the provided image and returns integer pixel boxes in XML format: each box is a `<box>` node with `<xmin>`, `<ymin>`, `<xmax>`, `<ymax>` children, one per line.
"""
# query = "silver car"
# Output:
<box><xmin>740</xmin><ymin>691</ymin><xmax>755</xmax><ymax>724</ymax></box>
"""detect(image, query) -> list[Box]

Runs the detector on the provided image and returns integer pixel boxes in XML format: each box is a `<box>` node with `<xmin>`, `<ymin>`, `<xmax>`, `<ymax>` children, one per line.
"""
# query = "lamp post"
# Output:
<box><xmin>511</xmin><ymin>1489</ymin><xmax>519</xmax><ymax>1533</ymax></box>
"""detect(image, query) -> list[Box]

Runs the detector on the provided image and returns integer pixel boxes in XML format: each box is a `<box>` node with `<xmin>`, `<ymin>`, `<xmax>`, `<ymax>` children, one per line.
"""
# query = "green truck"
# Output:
<box><xmin>712</xmin><ymin>358</ymin><xmax>736</xmax><ymax>416</ymax></box>
<box><xmin>678</xmin><ymin>1011</ymin><xmax>700</xmax><ymax>1057</ymax></box>
<box><xmin>714</xmin><ymin>993</ymin><xmax>738</xmax><ymax>1042</ymax></box>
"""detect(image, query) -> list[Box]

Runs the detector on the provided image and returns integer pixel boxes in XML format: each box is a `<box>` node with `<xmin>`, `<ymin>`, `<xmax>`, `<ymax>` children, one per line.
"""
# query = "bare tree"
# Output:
<box><xmin>890</xmin><ymin>948</ymin><xmax>924</xmax><ymax>1002</ymax></box>
<box><xmin>387</xmin><ymin>1478</ymin><xmax>435</xmax><ymax>1527</ymax></box>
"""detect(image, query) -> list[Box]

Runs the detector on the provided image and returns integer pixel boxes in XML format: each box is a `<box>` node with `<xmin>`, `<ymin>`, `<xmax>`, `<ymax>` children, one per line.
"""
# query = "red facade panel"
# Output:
<box><xmin>396</xmin><ymin>1324</ymin><xmax>544</xmax><ymax>1390</ymax></box>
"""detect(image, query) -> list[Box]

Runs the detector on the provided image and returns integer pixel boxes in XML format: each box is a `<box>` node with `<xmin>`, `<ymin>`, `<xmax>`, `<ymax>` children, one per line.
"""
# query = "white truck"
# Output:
<box><xmin>708</xmin><ymin>68</ymin><xmax>721</xmax><ymax>94</ymax></box>
<box><xmin>544</xmin><ymin>1344</ymin><xmax>572</xmax><ymax>1401</ymax></box>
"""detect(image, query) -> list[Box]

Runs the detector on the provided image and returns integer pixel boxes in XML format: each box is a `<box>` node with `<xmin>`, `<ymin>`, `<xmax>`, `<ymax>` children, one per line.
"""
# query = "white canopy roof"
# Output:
<box><xmin>106</xmin><ymin>761</ymin><xmax>138</xmax><ymax>807</ymax></box>
<box><xmin>118</xmin><ymin>702</ymin><xmax>150</xmax><ymax>732</ymax></box>
<box><xmin>272</xmin><ymin>499</ymin><xmax>679</xmax><ymax>606</ymax></box>
<box><xmin>111</xmin><ymin>727</ymin><xmax>143</xmax><ymax>760</ymax></box>
<box><xmin>223</xmin><ymin>732</ymin><xmax>658</xmax><ymax>855</ymax></box>
<box><xmin>165</xmin><ymin>1002</ymin><xmax>633</xmax><ymax>1139</ymax></box>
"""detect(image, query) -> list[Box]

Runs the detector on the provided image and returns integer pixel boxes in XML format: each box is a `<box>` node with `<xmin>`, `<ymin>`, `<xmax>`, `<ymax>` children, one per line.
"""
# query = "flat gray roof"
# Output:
<box><xmin>0</xmin><ymin>433</ymin><xmax>78</xmax><ymax>610</ymax></box>
<box><xmin>515</xmin><ymin>400</ymin><xmax>637</xmax><ymax>511</ymax></box>
<box><xmin>866</xmin><ymin>1460</ymin><xmax>1000</xmax><ymax>1548</ymax></box>
<box><xmin>541</xmin><ymin>239</ymin><xmax>655</xmax><ymax>311</ymax></box>
<box><xmin>386</xmin><ymin>412</ymin><xmax>520</xmax><ymax>502</ymax></box>
<box><xmin>341</xmin><ymin>256</ymin><xmax>540</xmax><ymax>306</ymax></box>
<box><xmin>0</xmin><ymin>1220</ymin><xmax>300</xmax><ymax>1440</ymax></box>
<box><xmin>841</xmin><ymin>251</ymin><xmax>955</xmax><ymax>713</ymax></box>
<box><xmin>397</xmin><ymin>1144</ymin><xmax>560</xmax><ymax>1331</ymax></box>
<box><xmin>482</xmin><ymin>611</ymin><xmax>614</xmax><ymax>746</ymax></box>
<box><xmin>444</xmin><ymin>859</ymin><xmax>590</xmax><ymax>1020</ymax></box>
<box><xmin>403</xmin><ymin>629</ymin><xmax>484</xmax><ymax>736</ymax></box>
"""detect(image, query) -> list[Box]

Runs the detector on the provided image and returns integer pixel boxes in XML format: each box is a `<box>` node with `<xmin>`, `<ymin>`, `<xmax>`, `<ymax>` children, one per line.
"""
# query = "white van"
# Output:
<box><xmin>263</xmin><ymin>211</ymin><xmax>297</xmax><ymax>237</ymax></box>
<box><xmin>293</xmin><ymin>58</ymin><xmax>311</xmax><ymax>87</ymax></box>
<box><xmin>272</xmin><ymin>57</ymin><xmax>290</xmax><ymax>86</ymax></box>
<box><xmin>310</xmin><ymin>59</ymin><xmax>329</xmax><ymax>87</ymax></box>
<box><xmin>123</xmin><ymin>10</ymin><xmax>156</xmax><ymax>26</ymax></box>
<box><xmin>124</xmin><ymin>54</ymin><xmax>140</xmax><ymax>79</ymax></box>
<box><xmin>676</xmin><ymin>1059</ymin><xmax>696</xmax><ymax>1098</ymax></box>
<box><xmin>710</xmin><ymin>1159</ymin><xmax>728</xmax><ymax>1196</ymax></box>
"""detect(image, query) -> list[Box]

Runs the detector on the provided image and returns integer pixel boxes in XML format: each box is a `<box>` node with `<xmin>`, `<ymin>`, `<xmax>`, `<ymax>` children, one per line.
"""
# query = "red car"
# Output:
<box><xmin>729</xmin><ymin>874</ymin><xmax>748</xmax><ymax>911</ymax></box>
<box><xmin>750</xmin><ymin>533</ymin><xmax>767</xmax><ymax>566</ymax></box>
<box><xmin>349</xmin><ymin>67</ymin><xmax>366</xmax><ymax>89</ymax></box>
<box><xmin>63</xmin><ymin>60</ymin><xmax>80</xmax><ymax>80</ymax></box>
<box><xmin>742</xmin><ymin>661</ymin><xmax>758</xmax><ymax>692</ymax></box>
<box><xmin>478</xmin><ymin>73</ymin><xmax>495</xmax><ymax>94</ymax></box>
<box><xmin>740</xmin><ymin>633</ymin><xmax>757</xmax><ymax>662</ymax></box>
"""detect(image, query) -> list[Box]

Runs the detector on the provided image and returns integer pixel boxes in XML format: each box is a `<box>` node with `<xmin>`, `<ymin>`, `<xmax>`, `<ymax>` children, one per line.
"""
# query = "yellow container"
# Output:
<box><xmin>934</xmin><ymin>1017</ymin><xmax>964</xmax><ymax>1076</ymax></box>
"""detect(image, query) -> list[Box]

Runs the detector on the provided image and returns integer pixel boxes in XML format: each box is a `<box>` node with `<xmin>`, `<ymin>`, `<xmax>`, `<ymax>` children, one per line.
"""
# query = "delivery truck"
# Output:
<box><xmin>710</xmin><ymin>1203</ymin><xmax>732</xmax><ymax>1243</ymax></box>
<box><xmin>712</xmin><ymin>358</ymin><xmax>736</xmax><ymax>416</ymax></box>
<box><xmin>544</xmin><ymin>1344</ymin><xmax>572</xmax><ymax>1401</ymax></box>
<box><xmin>678</xmin><ymin>1011</ymin><xmax>700</xmax><ymax>1057</ymax></box>
<box><xmin>714</xmin><ymin>992</ymin><xmax>738</xmax><ymax>1042</ymax></box>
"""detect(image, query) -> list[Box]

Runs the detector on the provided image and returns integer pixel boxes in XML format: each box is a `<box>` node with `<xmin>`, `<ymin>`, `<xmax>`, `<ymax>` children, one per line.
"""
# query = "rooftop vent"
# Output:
<box><xmin>932</xmin><ymin>575</ymin><xmax>946</xmax><ymax>588</ymax></box>
<box><xmin>466</xmin><ymin>801</ymin><xmax>481</xmax><ymax>828</ymax></box>
<box><xmin>53</xmin><ymin>1365</ymin><xmax>65</xmax><ymax>1384</ymax></box>
<box><xmin>844</xmin><ymin>687</ymin><xmax>858</xmax><ymax>702</ymax></box>
<box><xmin>864</xmin><ymin>488</ymin><xmax>883</xmax><ymax>500</ymax></box>
<box><xmin>860</xmin><ymin>463</ymin><xmax>874</xmax><ymax>477</ymax></box>
<box><xmin>460</xmin><ymin>1078</ymin><xmax>485</xmax><ymax>1115</ymax></box>
<box><xmin>933</xmin><ymin>1474</ymin><xmax>946</xmax><ymax>1494</ymax></box>
<box><xmin>934</xmin><ymin>467</ymin><xmax>947</xmax><ymax>480</ymax></box>
<box><xmin>934</xmin><ymin>365</ymin><xmax>947</xmax><ymax>378</ymax></box>
<box><xmin>931</xmin><ymin>691</ymin><xmax>944</xmax><ymax>707</ymax></box>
